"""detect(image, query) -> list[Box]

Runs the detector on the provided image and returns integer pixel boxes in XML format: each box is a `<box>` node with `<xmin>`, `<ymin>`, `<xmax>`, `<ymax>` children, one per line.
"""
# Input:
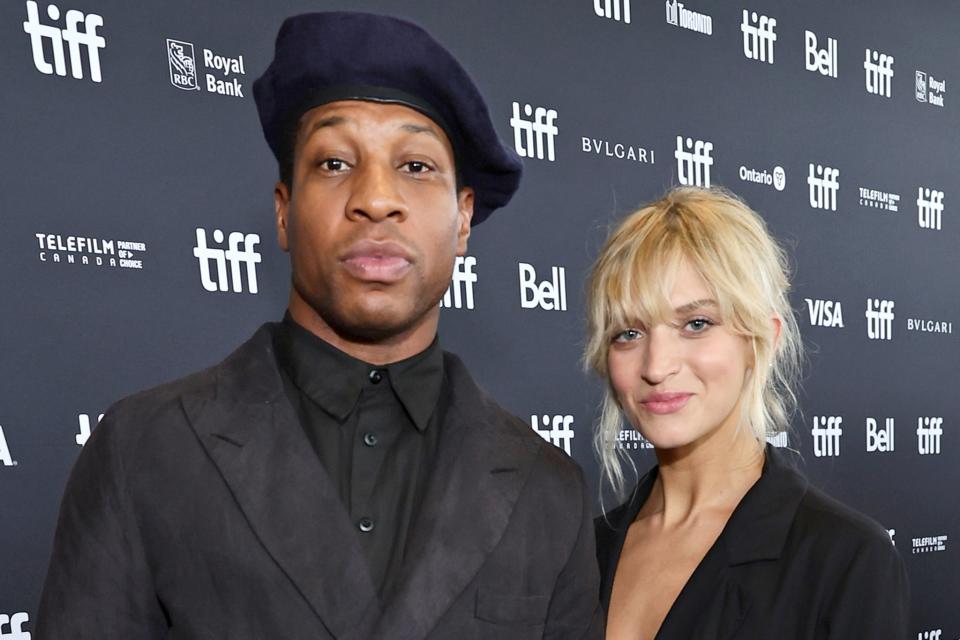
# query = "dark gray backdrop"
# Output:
<box><xmin>1</xmin><ymin>0</ymin><xmax>957</xmax><ymax>636</ymax></box>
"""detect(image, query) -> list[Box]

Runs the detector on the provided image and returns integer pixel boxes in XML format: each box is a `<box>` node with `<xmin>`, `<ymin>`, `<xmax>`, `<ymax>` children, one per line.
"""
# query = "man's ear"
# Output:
<box><xmin>274</xmin><ymin>181</ymin><xmax>291</xmax><ymax>252</ymax></box>
<box><xmin>455</xmin><ymin>187</ymin><xmax>474</xmax><ymax>255</ymax></box>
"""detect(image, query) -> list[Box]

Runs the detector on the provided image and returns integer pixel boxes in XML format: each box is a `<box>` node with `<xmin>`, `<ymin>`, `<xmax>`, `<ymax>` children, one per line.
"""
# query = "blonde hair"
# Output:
<box><xmin>584</xmin><ymin>186</ymin><xmax>802</xmax><ymax>500</ymax></box>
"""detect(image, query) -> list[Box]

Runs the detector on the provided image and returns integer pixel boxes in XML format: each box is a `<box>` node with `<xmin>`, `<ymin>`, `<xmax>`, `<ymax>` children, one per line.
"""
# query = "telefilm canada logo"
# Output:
<box><xmin>665</xmin><ymin>1</ymin><xmax>712</xmax><ymax>36</ymax></box>
<box><xmin>440</xmin><ymin>256</ymin><xmax>477</xmax><ymax>310</ymax></box>
<box><xmin>912</xmin><ymin>534</ymin><xmax>947</xmax><ymax>554</ymax></box>
<box><xmin>23</xmin><ymin>0</ymin><xmax>105</xmax><ymax>83</ymax></box>
<box><xmin>915</xmin><ymin>70</ymin><xmax>946</xmax><ymax>107</ymax></box>
<box><xmin>858</xmin><ymin>186</ymin><xmax>900</xmax><ymax>212</ymax></box>
<box><xmin>617</xmin><ymin>429</ymin><xmax>654</xmax><ymax>450</ymax></box>
<box><xmin>166</xmin><ymin>38</ymin><xmax>247</xmax><ymax>97</ymax></box>
<box><xmin>0</xmin><ymin>611</ymin><xmax>31</xmax><ymax>638</ymax></box>
<box><xmin>35</xmin><ymin>233</ymin><xmax>147</xmax><ymax>270</ymax></box>
<box><xmin>531</xmin><ymin>414</ymin><xmax>575</xmax><ymax>455</ymax></box>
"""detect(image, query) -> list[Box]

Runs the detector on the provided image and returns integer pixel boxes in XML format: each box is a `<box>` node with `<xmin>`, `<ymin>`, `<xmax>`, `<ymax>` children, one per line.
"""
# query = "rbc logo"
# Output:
<box><xmin>865</xmin><ymin>298</ymin><xmax>894</xmax><ymax>341</ymax></box>
<box><xmin>22</xmin><ymin>0</ymin><xmax>105</xmax><ymax>83</ymax></box>
<box><xmin>864</xmin><ymin>48</ymin><xmax>894</xmax><ymax>97</ymax></box>
<box><xmin>675</xmin><ymin>136</ymin><xmax>713</xmax><ymax>187</ymax></box>
<box><xmin>804</xmin><ymin>298</ymin><xmax>844</xmax><ymax>328</ymax></box>
<box><xmin>741</xmin><ymin>10</ymin><xmax>777</xmax><ymax>63</ymax></box>
<box><xmin>531</xmin><ymin>414</ymin><xmax>575</xmax><ymax>455</ymax></box>
<box><xmin>595</xmin><ymin>0</ymin><xmax>630</xmax><ymax>23</ymax></box>
<box><xmin>0</xmin><ymin>611</ymin><xmax>31</xmax><ymax>639</ymax></box>
<box><xmin>807</xmin><ymin>164</ymin><xmax>840</xmax><ymax>211</ymax></box>
<box><xmin>811</xmin><ymin>416</ymin><xmax>842</xmax><ymax>457</ymax></box>
<box><xmin>917</xmin><ymin>417</ymin><xmax>943</xmax><ymax>455</ymax></box>
<box><xmin>917</xmin><ymin>187</ymin><xmax>944</xmax><ymax>231</ymax></box>
<box><xmin>804</xmin><ymin>31</ymin><xmax>837</xmax><ymax>78</ymax></box>
<box><xmin>519</xmin><ymin>263</ymin><xmax>567</xmax><ymax>311</ymax></box>
<box><xmin>193</xmin><ymin>228</ymin><xmax>261</xmax><ymax>294</ymax></box>
<box><xmin>866</xmin><ymin>417</ymin><xmax>894</xmax><ymax>452</ymax></box>
<box><xmin>167</xmin><ymin>39</ymin><xmax>200</xmax><ymax>91</ymax></box>
<box><xmin>510</xmin><ymin>102</ymin><xmax>558</xmax><ymax>161</ymax></box>
<box><xmin>440</xmin><ymin>256</ymin><xmax>477</xmax><ymax>310</ymax></box>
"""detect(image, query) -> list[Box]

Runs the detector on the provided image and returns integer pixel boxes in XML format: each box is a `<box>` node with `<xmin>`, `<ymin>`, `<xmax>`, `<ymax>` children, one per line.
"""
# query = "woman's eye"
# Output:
<box><xmin>684</xmin><ymin>318</ymin><xmax>714</xmax><ymax>333</ymax></box>
<box><xmin>613</xmin><ymin>328</ymin><xmax>644</xmax><ymax>343</ymax></box>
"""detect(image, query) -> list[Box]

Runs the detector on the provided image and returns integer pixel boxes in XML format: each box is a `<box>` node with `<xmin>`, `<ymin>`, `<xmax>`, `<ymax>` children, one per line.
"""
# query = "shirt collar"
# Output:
<box><xmin>276</xmin><ymin>313</ymin><xmax>444</xmax><ymax>431</ymax></box>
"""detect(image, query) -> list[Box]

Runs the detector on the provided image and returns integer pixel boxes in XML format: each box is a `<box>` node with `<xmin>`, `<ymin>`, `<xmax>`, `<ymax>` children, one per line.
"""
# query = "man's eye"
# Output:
<box><xmin>402</xmin><ymin>161</ymin><xmax>432</xmax><ymax>173</ymax></box>
<box><xmin>319</xmin><ymin>158</ymin><xmax>347</xmax><ymax>171</ymax></box>
<box><xmin>613</xmin><ymin>328</ymin><xmax>644</xmax><ymax>343</ymax></box>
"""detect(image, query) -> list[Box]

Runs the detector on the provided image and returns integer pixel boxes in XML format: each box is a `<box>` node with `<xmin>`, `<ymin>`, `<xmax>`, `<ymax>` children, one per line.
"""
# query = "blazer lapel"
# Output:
<box><xmin>372</xmin><ymin>354</ymin><xmax>539</xmax><ymax>640</ymax></box>
<box><xmin>182</xmin><ymin>326</ymin><xmax>380</xmax><ymax>638</ymax></box>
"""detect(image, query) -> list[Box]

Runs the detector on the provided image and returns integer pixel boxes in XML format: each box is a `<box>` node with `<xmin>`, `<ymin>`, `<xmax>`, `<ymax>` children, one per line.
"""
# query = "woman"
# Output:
<box><xmin>585</xmin><ymin>187</ymin><xmax>909</xmax><ymax>639</ymax></box>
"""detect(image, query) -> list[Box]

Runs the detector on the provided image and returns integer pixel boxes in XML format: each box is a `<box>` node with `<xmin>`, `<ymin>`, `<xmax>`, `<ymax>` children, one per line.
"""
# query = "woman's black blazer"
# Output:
<box><xmin>595</xmin><ymin>445</ymin><xmax>910</xmax><ymax>639</ymax></box>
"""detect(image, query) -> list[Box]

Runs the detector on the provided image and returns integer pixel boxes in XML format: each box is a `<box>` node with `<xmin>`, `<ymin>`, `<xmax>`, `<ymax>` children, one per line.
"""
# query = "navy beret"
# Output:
<box><xmin>253</xmin><ymin>11</ymin><xmax>523</xmax><ymax>225</ymax></box>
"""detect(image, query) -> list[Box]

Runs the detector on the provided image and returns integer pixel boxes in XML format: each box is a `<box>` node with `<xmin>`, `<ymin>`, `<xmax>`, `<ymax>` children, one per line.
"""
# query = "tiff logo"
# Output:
<box><xmin>808</xmin><ymin>164</ymin><xmax>840</xmax><ymax>211</ymax></box>
<box><xmin>510</xmin><ymin>102</ymin><xmax>558</xmax><ymax>161</ymax></box>
<box><xmin>805</xmin><ymin>298</ymin><xmax>844</xmax><ymax>328</ymax></box>
<box><xmin>811</xmin><ymin>416</ymin><xmax>842</xmax><ymax>457</ymax></box>
<box><xmin>675</xmin><ymin>136</ymin><xmax>713</xmax><ymax>187</ymax></box>
<box><xmin>531</xmin><ymin>414</ymin><xmax>575</xmax><ymax>455</ymax></box>
<box><xmin>741</xmin><ymin>10</ymin><xmax>776</xmax><ymax>64</ymax></box>
<box><xmin>0</xmin><ymin>612</ymin><xmax>30</xmax><ymax>639</ymax></box>
<box><xmin>23</xmin><ymin>0</ymin><xmax>105</xmax><ymax>83</ymax></box>
<box><xmin>76</xmin><ymin>413</ymin><xmax>103</xmax><ymax>447</ymax></box>
<box><xmin>805</xmin><ymin>30</ymin><xmax>837</xmax><ymax>78</ymax></box>
<box><xmin>917</xmin><ymin>187</ymin><xmax>944</xmax><ymax>231</ymax></box>
<box><xmin>0</xmin><ymin>425</ymin><xmax>15</xmax><ymax>467</ymax></box>
<box><xmin>864</xmin><ymin>48</ymin><xmax>894</xmax><ymax>97</ymax></box>
<box><xmin>440</xmin><ymin>256</ymin><xmax>477</xmax><ymax>310</ymax></box>
<box><xmin>918</xmin><ymin>631</ymin><xmax>943</xmax><ymax>640</ymax></box>
<box><xmin>865</xmin><ymin>298</ymin><xmax>895</xmax><ymax>341</ymax></box>
<box><xmin>194</xmin><ymin>228</ymin><xmax>261</xmax><ymax>294</ymax></box>
<box><xmin>594</xmin><ymin>0</ymin><xmax>630</xmax><ymax>23</ymax></box>
<box><xmin>917</xmin><ymin>417</ymin><xmax>943</xmax><ymax>455</ymax></box>
<box><xmin>866</xmin><ymin>417</ymin><xmax>894</xmax><ymax>452</ymax></box>
<box><xmin>519</xmin><ymin>263</ymin><xmax>567</xmax><ymax>311</ymax></box>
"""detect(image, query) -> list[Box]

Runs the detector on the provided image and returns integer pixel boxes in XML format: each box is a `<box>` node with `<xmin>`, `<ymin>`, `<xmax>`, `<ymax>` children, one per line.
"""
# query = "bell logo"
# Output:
<box><xmin>917</xmin><ymin>417</ymin><xmax>943</xmax><ymax>455</ymax></box>
<box><xmin>805</xmin><ymin>30</ymin><xmax>837</xmax><ymax>78</ymax></box>
<box><xmin>519</xmin><ymin>263</ymin><xmax>567</xmax><ymax>311</ymax></box>
<box><xmin>866</xmin><ymin>418</ymin><xmax>894</xmax><ymax>452</ymax></box>
<box><xmin>811</xmin><ymin>416</ymin><xmax>842</xmax><ymax>457</ymax></box>
<box><xmin>0</xmin><ymin>426</ymin><xmax>15</xmax><ymax>467</ymax></box>
<box><xmin>805</xmin><ymin>298</ymin><xmax>844</xmax><ymax>328</ymax></box>
<box><xmin>0</xmin><ymin>612</ymin><xmax>30</xmax><ymax>639</ymax></box>
<box><xmin>22</xmin><ymin>0</ymin><xmax>105</xmax><ymax>83</ymax></box>
<box><xmin>531</xmin><ymin>414</ymin><xmax>574</xmax><ymax>455</ymax></box>
<box><xmin>440</xmin><ymin>256</ymin><xmax>477</xmax><ymax>310</ymax></box>
<box><xmin>510</xmin><ymin>102</ymin><xmax>558</xmax><ymax>161</ymax></box>
<box><xmin>77</xmin><ymin>413</ymin><xmax>103</xmax><ymax>447</ymax></box>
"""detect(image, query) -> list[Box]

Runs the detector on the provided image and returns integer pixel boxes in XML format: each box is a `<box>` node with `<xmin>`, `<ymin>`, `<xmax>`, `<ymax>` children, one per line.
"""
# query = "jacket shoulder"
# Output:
<box><xmin>792</xmin><ymin>484</ymin><xmax>896</xmax><ymax>557</ymax></box>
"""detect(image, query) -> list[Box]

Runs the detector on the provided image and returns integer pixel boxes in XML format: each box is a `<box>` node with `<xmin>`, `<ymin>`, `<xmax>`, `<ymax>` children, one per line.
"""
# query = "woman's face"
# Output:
<box><xmin>607</xmin><ymin>259</ymin><xmax>752</xmax><ymax>452</ymax></box>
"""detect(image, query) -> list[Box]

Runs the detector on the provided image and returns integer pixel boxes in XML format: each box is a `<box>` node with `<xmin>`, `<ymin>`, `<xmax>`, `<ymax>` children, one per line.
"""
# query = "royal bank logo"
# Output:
<box><xmin>917</xmin><ymin>417</ymin><xmax>943</xmax><ymax>455</ymax></box>
<box><xmin>0</xmin><ymin>425</ymin><xmax>17</xmax><ymax>468</ymax></box>
<box><xmin>594</xmin><ymin>0</ymin><xmax>630</xmax><ymax>23</ymax></box>
<box><xmin>739</xmin><ymin>165</ymin><xmax>785</xmax><ymax>191</ymax></box>
<box><xmin>581</xmin><ymin>137</ymin><xmax>655</xmax><ymax>165</ymax></box>
<box><xmin>866</xmin><ymin>417</ymin><xmax>894</xmax><ymax>453</ymax></box>
<box><xmin>805</xmin><ymin>30</ymin><xmax>837</xmax><ymax>78</ymax></box>
<box><xmin>906</xmin><ymin>317</ymin><xmax>953</xmax><ymax>336</ymax></box>
<box><xmin>531</xmin><ymin>414</ymin><xmax>575</xmax><ymax>455</ymax></box>
<box><xmin>675</xmin><ymin>136</ymin><xmax>713</xmax><ymax>187</ymax></box>
<box><xmin>167</xmin><ymin>39</ymin><xmax>199</xmax><ymax>91</ymax></box>
<box><xmin>440</xmin><ymin>256</ymin><xmax>477</xmax><ymax>310</ymax></box>
<box><xmin>0</xmin><ymin>612</ymin><xmax>30</xmax><ymax>639</ymax></box>
<box><xmin>811</xmin><ymin>416</ymin><xmax>842</xmax><ymax>457</ymax></box>
<box><xmin>805</xmin><ymin>298</ymin><xmax>844</xmax><ymax>328</ymax></box>
<box><xmin>76</xmin><ymin>413</ymin><xmax>102</xmax><ymax>447</ymax></box>
<box><xmin>918</xmin><ymin>630</ymin><xmax>943</xmax><ymax>640</ymax></box>
<box><xmin>519</xmin><ymin>263</ymin><xmax>567</xmax><ymax>311</ymax></box>
<box><xmin>865</xmin><ymin>298</ymin><xmax>895</xmax><ymax>341</ymax></box>
<box><xmin>864</xmin><ymin>48</ymin><xmax>894</xmax><ymax>97</ymax></box>
<box><xmin>165</xmin><ymin>38</ymin><xmax>247</xmax><ymax>97</ymax></box>
<box><xmin>35</xmin><ymin>233</ymin><xmax>147</xmax><ymax>270</ymax></box>
<box><xmin>665</xmin><ymin>1</ymin><xmax>712</xmax><ymax>35</ymax></box>
<box><xmin>917</xmin><ymin>187</ymin><xmax>944</xmax><ymax>231</ymax></box>
<box><xmin>808</xmin><ymin>164</ymin><xmax>839</xmax><ymax>211</ymax></box>
<box><xmin>912</xmin><ymin>535</ymin><xmax>947</xmax><ymax>554</ymax></box>
<box><xmin>22</xmin><ymin>0</ymin><xmax>105</xmax><ymax>83</ymax></box>
<box><xmin>617</xmin><ymin>429</ymin><xmax>654</xmax><ymax>450</ymax></box>
<box><xmin>858</xmin><ymin>186</ymin><xmax>900</xmax><ymax>212</ymax></box>
<box><xmin>193</xmin><ymin>228</ymin><xmax>261</xmax><ymax>294</ymax></box>
<box><xmin>916</xmin><ymin>71</ymin><xmax>945</xmax><ymax>107</ymax></box>
<box><xmin>741</xmin><ymin>10</ymin><xmax>776</xmax><ymax>64</ymax></box>
<box><xmin>510</xmin><ymin>102</ymin><xmax>558</xmax><ymax>161</ymax></box>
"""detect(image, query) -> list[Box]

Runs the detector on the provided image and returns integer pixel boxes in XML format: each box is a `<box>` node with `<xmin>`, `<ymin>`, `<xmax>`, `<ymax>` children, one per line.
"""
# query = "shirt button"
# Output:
<box><xmin>368</xmin><ymin>369</ymin><xmax>383</xmax><ymax>384</ymax></box>
<box><xmin>358</xmin><ymin>517</ymin><xmax>375</xmax><ymax>533</ymax></box>
<box><xmin>363</xmin><ymin>432</ymin><xmax>378</xmax><ymax>447</ymax></box>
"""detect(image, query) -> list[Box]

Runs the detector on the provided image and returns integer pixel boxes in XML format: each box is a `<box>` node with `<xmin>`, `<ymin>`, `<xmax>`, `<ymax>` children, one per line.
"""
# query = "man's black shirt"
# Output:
<box><xmin>273</xmin><ymin>314</ymin><xmax>443</xmax><ymax>597</ymax></box>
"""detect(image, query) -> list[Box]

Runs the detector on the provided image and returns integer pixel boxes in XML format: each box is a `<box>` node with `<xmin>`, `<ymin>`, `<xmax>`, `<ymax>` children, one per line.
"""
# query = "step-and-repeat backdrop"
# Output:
<box><xmin>2</xmin><ymin>0</ymin><xmax>957</xmax><ymax>635</ymax></box>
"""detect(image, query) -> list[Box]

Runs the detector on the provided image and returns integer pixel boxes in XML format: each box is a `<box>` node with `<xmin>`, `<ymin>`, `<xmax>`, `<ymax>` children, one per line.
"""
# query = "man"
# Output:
<box><xmin>36</xmin><ymin>11</ymin><xmax>601</xmax><ymax>639</ymax></box>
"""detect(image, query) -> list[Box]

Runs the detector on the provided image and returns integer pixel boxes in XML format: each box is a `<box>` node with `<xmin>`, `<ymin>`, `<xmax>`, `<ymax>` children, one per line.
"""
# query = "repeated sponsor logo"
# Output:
<box><xmin>865</xmin><ymin>298</ymin><xmax>895</xmax><ymax>341</ymax></box>
<box><xmin>888</xmin><ymin>529</ymin><xmax>896</xmax><ymax>545</ymax></box>
<box><xmin>510</xmin><ymin>102</ymin><xmax>558</xmax><ymax>161</ymax></box>
<box><xmin>519</xmin><ymin>263</ymin><xmax>568</xmax><ymax>311</ymax></box>
<box><xmin>805</xmin><ymin>298</ymin><xmax>844</xmax><ymax>328</ymax></box>
<box><xmin>665</xmin><ymin>1</ymin><xmax>712</xmax><ymax>35</ymax></box>
<box><xmin>22</xmin><ymin>0</ymin><xmax>105</xmax><ymax>83</ymax></box>
<box><xmin>675</xmin><ymin>136</ymin><xmax>713</xmax><ymax>187</ymax></box>
<box><xmin>866</xmin><ymin>417</ymin><xmax>895</xmax><ymax>453</ymax></box>
<box><xmin>811</xmin><ymin>416</ymin><xmax>842</xmax><ymax>457</ymax></box>
<box><xmin>906</xmin><ymin>317</ymin><xmax>952</xmax><ymax>335</ymax></box>
<box><xmin>76</xmin><ymin>413</ymin><xmax>102</xmax><ymax>447</ymax></box>
<box><xmin>166</xmin><ymin>38</ymin><xmax>247</xmax><ymax>97</ymax></box>
<box><xmin>580</xmin><ymin>137</ymin><xmax>655</xmax><ymax>165</ymax></box>
<box><xmin>741</xmin><ymin>10</ymin><xmax>777</xmax><ymax>64</ymax></box>
<box><xmin>193</xmin><ymin>228</ymin><xmax>261</xmax><ymax>294</ymax></box>
<box><xmin>805</xmin><ymin>30</ymin><xmax>837</xmax><ymax>78</ymax></box>
<box><xmin>766</xmin><ymin>432</ymin><xmax>788</xmax><ymax>448</ymax></box>
<box><xmin>35</xmin><ymin>233</ymin><xmax>147</xmax><ymax>270</ymax></box>
<box><xmin>617</xmin><ymin>428</ymin><xmax>654</xmax><ymax>450</ymax></box>
<box><xmin>864</xmin><ymin>48</ymin><xmax>894</xmax><ymax>97</ymax></box>
<box><xmin>918</xmin><ymin>631</ymin><xmax>943</xmax><ymax>640</ymax></box>
<box><xmin>531</xmin><ymin>414</ymin><xmax>575</xmax><ymax>455</ymax></box>
<box><xmin>440</xmin><ymin>256</ymin><xmax>477</xmax><ymax>310</ymax></box>
<box><xmin>917</xmin><ymin>188</ymin><xmax>944</xmax><ymax>231</ymax></box>
<box><xmin>912</xmin><ymin>534</ymin><xmax>948</xmax><ymax>554</ymax></box>
<box><xmin>858</xmin><ymin>186</ymin><xmax>900</xmax><ymax>212</ymax></box>
<box><xmin>0</xmin><ymin>426</ymin><xmax>16</xmax><ymax>468</ymax></box>
<box><xmin>594</xmin><ymin>0</ymin><xmax>631</xmax><ymax>23</ymax></box>
<box><xmin>915</xmin><ymin>70</ymin><xmax>946</xmax><ymax>107</ymax></box>
<box><xmin>739</xmin><ymin>164</ymin><xmax>785</xmax><ymax>192</ymax></box>
<box><xmin>0</xmin><ymin>612</ymin><xmax>31</xmax><ymax>639</ymax></box>
<box><xmin>917</xmin><ymin>417</ymin><xmax>943</xmax><ymax>455</ymax></box>
<box><xmin>808</xmin><ymin>164</ymin><xmax>840</xmax><ymax>211</ymax></box>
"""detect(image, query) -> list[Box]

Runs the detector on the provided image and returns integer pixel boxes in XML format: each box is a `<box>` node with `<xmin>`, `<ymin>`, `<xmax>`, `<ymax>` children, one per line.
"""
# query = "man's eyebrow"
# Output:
<box><xmin>303</xmin><ymin>115</ymin><xmax>347</xmax><ymax>140</ymax></box>
<box><xmin>674</xmin><ymin>299</ymin><xmax>718</xmax><ymax>314</ymax></box>
<box><xmin>400</xmin><ymin>123</ymin><xmax>441</xmax><ymax>139</ymax></box>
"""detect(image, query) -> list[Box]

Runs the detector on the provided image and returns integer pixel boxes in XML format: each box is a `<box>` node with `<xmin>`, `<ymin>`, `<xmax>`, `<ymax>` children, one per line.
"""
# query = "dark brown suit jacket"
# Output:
<box><xmin>37</xmin><ymin>324</ymin><xmax>602</xmax><ymax>639</ymax></box>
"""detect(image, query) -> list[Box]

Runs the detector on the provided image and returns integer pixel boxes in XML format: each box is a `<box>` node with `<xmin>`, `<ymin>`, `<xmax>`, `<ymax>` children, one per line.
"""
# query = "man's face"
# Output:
<box><xmin>274</xmin><ymin>100</ymin><xmax>474</xmax><ymax>343</ymax></box>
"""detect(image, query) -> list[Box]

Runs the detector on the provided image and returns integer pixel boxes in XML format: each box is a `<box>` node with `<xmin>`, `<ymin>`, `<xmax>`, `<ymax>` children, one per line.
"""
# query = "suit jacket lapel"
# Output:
<box><xmin>372</xmin><ymin>353</ymin><xmax>539</xmax><ymax>640</ymax></box>
<box><xmin>182</xmin><ymin>325</ymin><xmax>380</xmax><ymax>638</ymax></box>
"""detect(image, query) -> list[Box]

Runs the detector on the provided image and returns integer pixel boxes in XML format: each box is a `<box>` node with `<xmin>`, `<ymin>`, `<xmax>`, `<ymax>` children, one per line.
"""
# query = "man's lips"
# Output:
<box><xmin>340</xmin><ymin>240</ymin><xmax>413</xmax><ymax>283</ymax></box>
<box><xmin>640</xmin><ymin>392</ymin><xmax>693</xmax><ymax>415</ymax></box>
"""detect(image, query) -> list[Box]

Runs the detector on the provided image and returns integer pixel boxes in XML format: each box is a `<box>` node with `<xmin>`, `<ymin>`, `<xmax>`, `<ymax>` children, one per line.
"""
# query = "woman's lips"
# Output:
<box><xmin>640</xmin><ymin>393</ymin><xmax>693</xmax><ymax>415</ymax></box>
